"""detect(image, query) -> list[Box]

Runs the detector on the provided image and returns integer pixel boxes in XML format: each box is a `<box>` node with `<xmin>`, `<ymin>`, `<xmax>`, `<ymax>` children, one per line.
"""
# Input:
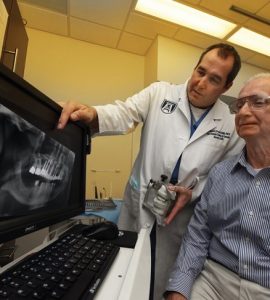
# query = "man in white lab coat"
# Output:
<box><xmin>58</xmin><ymin>43</ymin><xmax>245</xmax><ymax>300</ymax></box>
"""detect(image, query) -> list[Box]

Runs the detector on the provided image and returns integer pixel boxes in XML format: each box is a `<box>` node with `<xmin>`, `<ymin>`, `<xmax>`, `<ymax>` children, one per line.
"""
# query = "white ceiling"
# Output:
<box><xmin>18</xmin><ymin>0</ymin><xmax>270</xmax><ymax>71</ymax></box>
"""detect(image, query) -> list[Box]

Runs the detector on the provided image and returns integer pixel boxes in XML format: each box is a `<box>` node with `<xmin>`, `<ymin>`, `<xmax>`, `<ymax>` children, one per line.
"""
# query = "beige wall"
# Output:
<box><xmin>151</xmin><ymin>36</ymin><xmax>267</xmax><ymax>97</ymax></box>
<box><xmin>157</xmin><ymin>36</ymin><xmax>202</xmax><ymax>84</ymax></box>
<box><xmin>144</xmin><ymin>37</ymin><xmax>158</xmax><ymax>86</ymax></box>
<box><xmin>24</xmin><ymin>28</ymin><xmax>144</xmax><ymax>199</ymax></box>
<box><xmin>24</xmin><ymin>30</ymin><xmax>268</xmax><ymax>199</ymax></box>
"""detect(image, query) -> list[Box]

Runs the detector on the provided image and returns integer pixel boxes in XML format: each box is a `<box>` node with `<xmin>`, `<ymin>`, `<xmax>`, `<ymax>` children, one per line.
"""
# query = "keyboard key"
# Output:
<box><xmin>26</xmin><ymin>278</ymin><xmax>41</xmax><ymax>288</ymax></box>
<box><xmin>51</xmin><ymin>288</ymin><xmax>65</xmax><ymax>299</ymax></box>
<box><xmin>17</xmin><ymin>286</ymin><xmax>32</xmax><ymax>297</ymax></box>
<box><xmin>0</xmin><ymin>224</ymin><xmax>120</xmax><ymax>300</ymax></box>
<box><xmin>0</xmin><ymin>287</ymin><xmax>9</xmax><ymax>297</ymax></box>
<box><xmin>50</xmin><ymin>274</ymin><xmax>62</xmax><ymax>283</ymax></box>
<box><xmin>32</xmin><ymin>287</ymin><xmax>48</xmax><ymax>299</ymax></box>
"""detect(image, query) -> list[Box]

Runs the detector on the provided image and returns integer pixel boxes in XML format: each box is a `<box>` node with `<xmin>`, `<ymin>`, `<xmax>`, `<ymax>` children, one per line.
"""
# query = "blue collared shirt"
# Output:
<box><xmin>166</xmin><ymin>149</ymin><xmax>270</xmax><ymax>299</ymax></box>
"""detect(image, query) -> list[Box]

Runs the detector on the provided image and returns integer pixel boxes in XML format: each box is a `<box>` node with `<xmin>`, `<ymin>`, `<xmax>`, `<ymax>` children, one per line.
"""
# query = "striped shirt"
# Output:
<box><xmin>166</xmin><ymin>149</ymin><xmax>270</xmax><ymax>299</ymax></box>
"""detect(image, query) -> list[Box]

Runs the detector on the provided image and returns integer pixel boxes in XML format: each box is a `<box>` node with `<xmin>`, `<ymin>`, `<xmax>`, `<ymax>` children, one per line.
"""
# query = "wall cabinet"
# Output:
<box><xmin>1</xmin><ymin>0</ymin><xmax>28</xmax><ymax>77</ymax></box>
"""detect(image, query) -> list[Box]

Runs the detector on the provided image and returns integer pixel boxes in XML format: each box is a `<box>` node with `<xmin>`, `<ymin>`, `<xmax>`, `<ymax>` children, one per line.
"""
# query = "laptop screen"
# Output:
<box><xmin>0</xmin><ymin>64</ymin><xmax>90</xmax><ymax>243</ymax></box>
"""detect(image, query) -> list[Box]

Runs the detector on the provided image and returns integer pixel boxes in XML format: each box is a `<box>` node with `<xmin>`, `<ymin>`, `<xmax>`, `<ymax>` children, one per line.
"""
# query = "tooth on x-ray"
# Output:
<box><xmin>29</xmin><ymin>166</ymin><xmax>35</xmax><ymax>174</ymax></box>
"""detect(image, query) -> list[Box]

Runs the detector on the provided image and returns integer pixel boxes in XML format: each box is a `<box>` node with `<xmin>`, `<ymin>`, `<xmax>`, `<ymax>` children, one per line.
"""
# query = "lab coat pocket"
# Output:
<box><xmin>197</xmin><ymin>142</ymin><xmax>226</xmax><ymax>174</ymax></box>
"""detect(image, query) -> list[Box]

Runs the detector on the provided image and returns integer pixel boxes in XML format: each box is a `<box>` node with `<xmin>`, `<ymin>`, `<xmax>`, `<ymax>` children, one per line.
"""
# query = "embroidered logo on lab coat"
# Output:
<box><xmin>207</xmin><ymin>129</ymin><xmax>231</xmax><ymax>140</ymax></box>
<box><xmin>161</xmin><ymin>100</ymin><xmax>177</xmax><ymax>114</ymax></box>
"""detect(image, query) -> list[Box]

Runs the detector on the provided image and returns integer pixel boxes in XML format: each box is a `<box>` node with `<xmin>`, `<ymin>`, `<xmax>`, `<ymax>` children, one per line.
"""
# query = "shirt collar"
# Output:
<box><xmin>230</xmin><ymin>148</ymin><xmax>248</xmax><ymax>171</ymax></box>
<box><xmin>230</xmin><ymin>147</ymin><xmax>266</xmax><ymax>177</ymax></box>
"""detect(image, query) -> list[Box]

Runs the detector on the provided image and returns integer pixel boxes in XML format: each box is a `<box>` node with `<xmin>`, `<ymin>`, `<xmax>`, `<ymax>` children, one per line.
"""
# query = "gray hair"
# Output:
<box><xmin>245</xmin><ymin>73</ymin><xmax>270</xmax><ymax>84</ymax></box>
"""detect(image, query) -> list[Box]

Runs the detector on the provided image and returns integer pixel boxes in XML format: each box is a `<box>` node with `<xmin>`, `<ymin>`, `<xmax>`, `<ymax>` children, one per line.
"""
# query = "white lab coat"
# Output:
<box><xmin>94</xmin><ymin>81</ymin><xmax>245</xmax><ymax>299</ymax></box>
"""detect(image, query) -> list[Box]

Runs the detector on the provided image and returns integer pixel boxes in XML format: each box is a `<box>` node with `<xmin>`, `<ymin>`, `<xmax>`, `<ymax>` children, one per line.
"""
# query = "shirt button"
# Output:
<box><xmin>256</xmin><ymin>181</ymin><xmax>261</xmax><ymax>187</ymax></box>
<box><xmin>243</xmin><ymin>264</ymin><xmax>248</xmax><ymax>270</ymax></box>
<box><xmin>245</xmin><ymin>236</ymin><xmax>249</xmax><ymax>242</ymax></box>
<box><xmin>248</xmin><ymin>211</ymin><xmax>254</xmax><ymax>217</ymax></box>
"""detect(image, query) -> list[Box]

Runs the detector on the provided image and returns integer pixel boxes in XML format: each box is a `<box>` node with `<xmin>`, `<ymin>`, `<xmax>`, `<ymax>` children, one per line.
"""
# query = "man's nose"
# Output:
<box><xmin>238</xmin><ymin>101</ymin><xmax>251</xmax><ymax>114</ymax></box>
<box><xmin>197</xmin><ymin>77</ymin><xmax>207</xmax><ymax>89</ymax></box>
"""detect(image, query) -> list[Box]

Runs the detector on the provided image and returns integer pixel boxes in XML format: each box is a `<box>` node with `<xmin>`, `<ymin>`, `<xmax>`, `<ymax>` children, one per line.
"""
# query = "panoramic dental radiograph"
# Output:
<box><xmin>0</xmin><ymin>104</ymin><xmax>75</xmax><ymax>217</ymax></box>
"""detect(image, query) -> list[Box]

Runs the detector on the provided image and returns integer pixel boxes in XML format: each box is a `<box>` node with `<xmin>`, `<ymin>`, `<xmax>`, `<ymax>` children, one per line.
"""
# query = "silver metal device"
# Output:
<box><xmin>143</xmin><ymin>175</ymin><xmax>176</xmax><ymax>226</ymax></box>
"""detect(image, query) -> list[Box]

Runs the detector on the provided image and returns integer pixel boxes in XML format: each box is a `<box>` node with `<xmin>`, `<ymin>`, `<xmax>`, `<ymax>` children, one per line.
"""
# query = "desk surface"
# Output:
<box><xmin>96</xmin><ymin>226</ymin><xmax>151</xmax><ymax>300</ymax></box>
<box><xmin>95</xmin><ymin>247</ymin><xmax>133</xmax><ymax>299</ymax></box>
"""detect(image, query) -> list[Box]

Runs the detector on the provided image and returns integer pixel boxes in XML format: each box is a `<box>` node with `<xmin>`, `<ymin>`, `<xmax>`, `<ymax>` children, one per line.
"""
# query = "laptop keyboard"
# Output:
<box><xmin>0</xmin><ymin>225</ymin><xmax>120</xmax><ymax>299</ymax></box>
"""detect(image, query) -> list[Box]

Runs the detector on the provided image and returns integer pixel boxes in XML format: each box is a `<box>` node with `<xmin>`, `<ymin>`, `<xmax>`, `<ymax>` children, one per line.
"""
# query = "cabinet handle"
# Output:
<box><xmin>3</xmin><ymin>48</ymin><xmax>19</xmax><ymax>72</ymax></box>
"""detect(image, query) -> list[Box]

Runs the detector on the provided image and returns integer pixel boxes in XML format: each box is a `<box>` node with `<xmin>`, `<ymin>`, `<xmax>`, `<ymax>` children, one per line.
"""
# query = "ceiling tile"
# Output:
<box><xmin>229</xmin><ymin>44</ymin><xmax>260</xmax><ymax>61</ymax></box>
<box><xmin>257</xmin><ymin>2</ymin><xmax>270</xmax><ymax>18</ymax></box>
<box><xmin>200</xmin><ymin>0</ymin><xmax>270</xmax><ymax>25</ymax></box>
<box><xmin>246</xmin><ymin>54</ymin><xmax>270</xmax><ymax>70</ymax></box>
<box><xmin>118</xmin><ymin>32</ymin><xmax>153</xmax><ymax>55</ymax></box>
<box><xmin>18</xmin><ymin>3</ymin><xmax>68</xmax><ymax>36</ymax></box>
<box><xmin>174</xmin><ymin>27</ymin><xmax>220</xmax><ymax>49</ymax></box>
<box><xmin>174</xmin><ymin>0</ymin><xmax>201</xmax><ymax>4</ymax></box>
<box><xmin>201</xmin><ymin>0</ymin><xmax>270</xmax><ymax>14</ymax></box>
<box><xmin>243</xmin><ymin>2</ymin><xmax>270</xmax><ymax>38</ymax></box>
<box><xmin>230</xmin><ymin>0</ymin><xmax>270</xmax><ymax>12</ymax></box>
<box><xmin>18</xmin><ymin>0</ymin><xmax>68</xmax><ymax>14</ymax></box>
<box><xmin>69</xmin><ymin>0</ymin><xmax>133</xmax><ymax>29</ymax></box>
<box><xmin>243</xmin><ymin>20</ymin><xmax>270</xmax><ymax>38</ymax></box>
<box><xmin>125</xmin><ymin>12</ymin><xmax>178</xmax><ymax>39</ymax></box>
<box><xmin>70</xmin><ymin>17</ymin><xmax>121</xmax><ymax>48</ymax></box>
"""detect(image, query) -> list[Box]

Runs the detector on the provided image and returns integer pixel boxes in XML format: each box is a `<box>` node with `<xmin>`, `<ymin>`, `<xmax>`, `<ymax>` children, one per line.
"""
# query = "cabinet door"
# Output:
<box><xmin>1</xmin><ymin>0</ymin><xmax>28</xmax><ymax>77</ymax></box>
<box><xmin>2</xmin><ymin>0</ymin><xmax>12</xmax><ymax>11</ymax></box>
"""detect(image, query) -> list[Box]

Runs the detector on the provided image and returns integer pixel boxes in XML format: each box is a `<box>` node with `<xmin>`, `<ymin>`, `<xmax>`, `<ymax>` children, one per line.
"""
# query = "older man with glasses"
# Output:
<box><xmin>165</xmin><ymin>73</ymin><xmax>270</xmax><ymax>300</ymax></box>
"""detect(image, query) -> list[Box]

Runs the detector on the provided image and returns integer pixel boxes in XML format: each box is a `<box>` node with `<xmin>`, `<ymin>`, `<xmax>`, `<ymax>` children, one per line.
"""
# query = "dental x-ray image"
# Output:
<box><xmin>0</xmin><ymin>103</ymin><xmax>75</xmax><ymax>217</ymax></box>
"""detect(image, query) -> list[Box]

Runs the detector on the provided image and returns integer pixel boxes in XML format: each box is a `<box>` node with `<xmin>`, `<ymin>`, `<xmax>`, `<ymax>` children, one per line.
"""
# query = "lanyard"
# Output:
<box><xmin>189</xmin><ymin>106</ymin><xmax>211</xmax><ymax>137</ymax></box>
<box><xmin>169</xmin><ymin>105</ymin><xmax>211</xmax><ymax>184</ymax></box>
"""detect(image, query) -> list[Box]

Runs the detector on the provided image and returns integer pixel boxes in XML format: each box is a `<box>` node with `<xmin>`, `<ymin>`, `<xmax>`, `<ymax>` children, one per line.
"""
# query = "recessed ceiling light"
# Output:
<box><xmin>135</xmin><ymin>0</ymin><xmax>236</xmax><ymax>39</ymax></box>
<box><xmin>228</xmin><ymin>28</ymin><xmax>270</xmax><ymax>56</ymax></box>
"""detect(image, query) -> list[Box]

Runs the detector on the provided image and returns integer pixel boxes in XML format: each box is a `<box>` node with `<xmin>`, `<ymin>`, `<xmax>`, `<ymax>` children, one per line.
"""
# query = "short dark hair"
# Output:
<box><xmin>195</xmin><ymin>43</ymin><xmax>241</xmax><ymax>86</ymax></box>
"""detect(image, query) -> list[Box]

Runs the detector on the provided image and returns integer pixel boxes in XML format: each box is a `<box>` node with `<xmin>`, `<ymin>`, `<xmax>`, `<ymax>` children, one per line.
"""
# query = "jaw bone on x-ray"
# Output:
<box><xmin>0</xmin><ymin>104</ymin><xmax>75</xmax><ymax>217</ymax></box>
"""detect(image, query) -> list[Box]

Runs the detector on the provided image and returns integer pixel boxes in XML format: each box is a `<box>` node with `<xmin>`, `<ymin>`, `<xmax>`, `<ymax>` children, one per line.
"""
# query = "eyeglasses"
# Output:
<box><xmin>229</xmin><ymin>95</ymin><xmax>270</xmax><ymax>114</ymax></box>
